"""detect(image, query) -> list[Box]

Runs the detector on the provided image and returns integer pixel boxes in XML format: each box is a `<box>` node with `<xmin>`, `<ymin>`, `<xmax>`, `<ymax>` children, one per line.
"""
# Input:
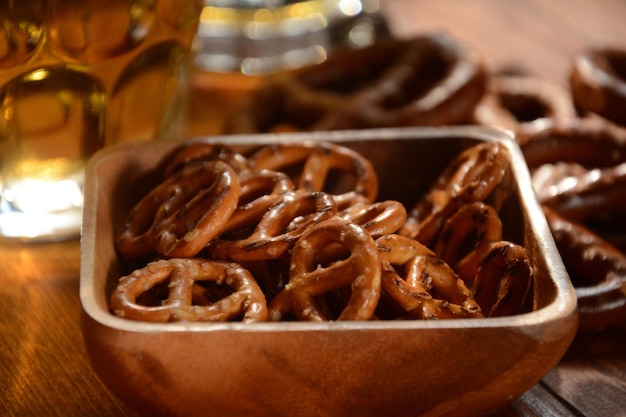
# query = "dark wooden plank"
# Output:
<box><xmin>540</xmin><ymin>325</ymin><xmax>626</xmax><ymax>417</ymax></box>
<box><xmin>492</xmin><ymin>383</ymin><xmax>579</xmax><ymax>417</ymax></box>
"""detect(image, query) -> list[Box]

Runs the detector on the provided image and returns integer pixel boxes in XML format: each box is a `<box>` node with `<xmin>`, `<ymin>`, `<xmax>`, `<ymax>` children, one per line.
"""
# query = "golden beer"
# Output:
<box><xmin>0</xmin><ymin>0</ymin><xmax>201</xmax><ymax>240</ymax></box>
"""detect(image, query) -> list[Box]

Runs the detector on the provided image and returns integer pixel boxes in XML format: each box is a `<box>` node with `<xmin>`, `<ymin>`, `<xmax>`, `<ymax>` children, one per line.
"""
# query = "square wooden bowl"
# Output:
<box><xmin>80</xmin><ymin>126</ymin><xmax>578</xmax><ymax>417</ymax></box>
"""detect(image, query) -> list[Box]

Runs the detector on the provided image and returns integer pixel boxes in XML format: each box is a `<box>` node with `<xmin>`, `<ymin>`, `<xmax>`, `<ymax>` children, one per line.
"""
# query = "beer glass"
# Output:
<box><xmin>0</xmin><ymin>0</ymin><xmax>201</xmax><ymax>241</ymax></box>
<box><xmin>189</xmin><ymin>0</ymin><xmax>385</xmax><ymax>136</ymax></box>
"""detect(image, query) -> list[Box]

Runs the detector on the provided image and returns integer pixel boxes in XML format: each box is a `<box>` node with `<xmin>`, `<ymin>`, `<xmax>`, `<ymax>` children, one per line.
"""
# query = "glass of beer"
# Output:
<box><xmin>0</xmin><ymin>0</ymin><xmax>202</xmax><ymax>241</ymax></box>
<box><xmin>188</xmin><ymin>0</ymin><xmax>386</xmax><ymax>136</ymax></box>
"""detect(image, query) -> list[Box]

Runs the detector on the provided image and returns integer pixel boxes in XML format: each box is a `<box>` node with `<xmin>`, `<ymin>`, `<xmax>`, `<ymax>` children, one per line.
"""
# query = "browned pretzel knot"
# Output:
<box><xmin>248</xmin><ymin>141</ymin><xmax>379</xmax><ymax>208</ymax></box>
<box><xmin>110</xmin><ymin>258</ymin><xmax>269</xmax><ymax>323</ymax></box>
<box><xmin>433</xmin><ymin>201</ymin><xmax>503</xmax><ymax>284</ymax></box>
<box><xmin>543</xmin><ymin>206</ymin><xmax>626</xmax><ymax>331</ymax></box>
<box><xmin>222</xmin><ymin>168</ymin><xmax>295</xmax><ymax>233</ymax></box>
<box><xmin>116</xmin><ymin>160</ymin><xmax>241</xmax><ymax>259</ymax></box>
<box><xmin>518</xmin><ymin>117</ymin><xmax>626</xmax><ymax>168</ymax></box>
<box><xmin>224</xmin><ymin>32</ymin><xmax>487</xmax><ymax>133</ymax></box>
<box><xmin>268</xmin><ymin>217</ymin><xmax>381</xmax><ymax>321</ymax></box>
<box><xmin>163</xmin><ymin>142</ymin><xmax>250</xmax><ymax>177</ymax></box>
<box><xmin>338</xmin><ymin>199</ymin><xmax>408</xmax><ymax>239</ymax></box>
<box><xmin>400</xmin><ymin>141</ymin><xmax>508</xmax><ymax>246</ymax></box>
<box><xmin>570</xmin><ymin>47</ymin><xmax>626</xmax><ymax>126</ymax></box>
<box><xmin>207</xmin><ymin>191</ymin><xmax>337</xmax><ymax>262</ymax></box>
<box><xmin>473</xmin><ymin>75</ymin><xmax>576</xmax><ymax>135</ymax></box>
<box><xmin>538</xmin><ymin>163</ymin><xmax>626</xmax><ymax>222</ymax></box>
<box><xmin>375</xmin><ymin>234</ymin><xmax>482</xmax><ymax>320</ymax></box>
<box><xmin>470</xmin><ymin>240</ymin><xmax>533</xmax><ymax>317</ymax></box>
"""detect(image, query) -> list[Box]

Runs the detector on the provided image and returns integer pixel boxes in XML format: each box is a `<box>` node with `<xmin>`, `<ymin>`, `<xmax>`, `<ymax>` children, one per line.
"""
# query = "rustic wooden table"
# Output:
<box><xmin>2</xmin><ymin>1</ymin><xmax>626</xmax><ymax>416</ymax></box>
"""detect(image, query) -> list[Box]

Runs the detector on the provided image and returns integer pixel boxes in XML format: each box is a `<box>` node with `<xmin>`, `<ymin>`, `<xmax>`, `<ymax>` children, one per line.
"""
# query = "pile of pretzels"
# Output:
<box><xmin>110</xmin><ymin>140</ymin><xmax>533</xmax><ymax>323</ymax></box>
<box><xmin>221</xmin><ymin>32</ymin><xmax>626</xmax><ymax>331</ymax></box>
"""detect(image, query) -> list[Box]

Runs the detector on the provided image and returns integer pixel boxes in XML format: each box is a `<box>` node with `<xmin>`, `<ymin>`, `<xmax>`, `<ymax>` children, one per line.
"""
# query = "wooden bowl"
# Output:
<box><xmin>80</xmin><ymin>126</ymin><xmax>578</xmax><ymax>417</ymax></box>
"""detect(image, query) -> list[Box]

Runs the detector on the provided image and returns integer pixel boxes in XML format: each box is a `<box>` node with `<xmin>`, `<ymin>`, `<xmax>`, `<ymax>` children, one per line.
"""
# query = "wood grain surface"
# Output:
<box><xmin>2</xmin><ymin>1</ymin><xmax>626</xmax><ymax>416</ymax></box>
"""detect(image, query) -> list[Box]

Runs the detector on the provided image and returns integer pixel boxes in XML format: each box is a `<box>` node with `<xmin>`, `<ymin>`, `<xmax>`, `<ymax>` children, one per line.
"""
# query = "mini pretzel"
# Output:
<box><xmin>375</xmin><ymin>234</ymin><xmax>483</xmax><ymax>319</ymax></box>
<box><xmin>164</xmin><ymin>142</ymin><xmax>250</xmax><ymax>177</ymax></box>
<box><xmin>338</xmin><ymin>200</ymin><xmax>408</xmax><ymax>239</ymax></box>
<box><xmin>110</xmin><ymin>258</ymin><xmax>269</xmax><ymax>323</ymax></box>
<box><xmin>433</xmin><ymin>202</ymin><xmax>503</xmax><ymax>283</ymax></box>
<box><xmin>270</xmin><ymin>217</ymin><xmax>381</xmax><ymax>321</ymax></box>
<box><xmin>248</xmin><ymin>141</ymin><xmax>379</xmax><ymax>208</ymax></box>
<box><xmin>539</xmin><ymin>163</ymin><xmax>626</xmax><ymax>222</ymax></box>
<box><xmin>221</xmin><ymin>169</ymin><xmax>295</xmax><ymax>234</ymax></box>
<box><xmin>543</xmin><ymin>206</ymin><xmax>626</xmax><ymax>330</ymax></box>
<box><xmin>207</xmin><ymin>191</ymin><xmax>337</xmax><ymax>262</ymax></box>
<box><xmin>471</xmin><ymin>241</ymin><xmax>533</xmax><ymax>317</ymax></box>
<box><xmin>473</xmin><ymin>75</ymin><xmax>576</xmax><ymax>135</ymax></box>
<box><xmin>401</xmin><ymin>141</ymin><xmax>508</xmax><ymax>246</ymax></box>
<box><xmin>224</xmin><ymin>32</ymin><xmax>487</xmax><ymax>133</ymax></box>
<box><xmin>518</xmin><ymin>117</ymin><xmax>626</xmax><ymax>168</ymax></box>
<box><xmin>570</xmin><ymin>47</ymin><xmax>626</xmax><ymax>126</ymax></box>
<box><xmin>116</xmin><ymin>160</ymin><xmax>241</xmax><ymax>259</ymax></box>
<box><xmin>313</xmin><ymin>32</ymin><xmax>488</xmax><ymax>130</ymax></box>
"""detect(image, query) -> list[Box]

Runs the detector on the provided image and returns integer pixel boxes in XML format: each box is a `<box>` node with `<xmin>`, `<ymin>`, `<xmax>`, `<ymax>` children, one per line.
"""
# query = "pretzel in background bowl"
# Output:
<box><xmin>224</xmin><ymin>32</ymin><xmax>488</xmax><ymax>134</ymax></box>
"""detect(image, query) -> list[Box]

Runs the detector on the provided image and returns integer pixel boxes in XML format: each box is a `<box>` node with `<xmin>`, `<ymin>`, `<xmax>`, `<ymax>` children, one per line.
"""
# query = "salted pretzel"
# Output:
<box><xmin>432</xmin><ymin>201</ymin><xmax>504</xmax><ymax>283</ymax></box>
<box><xmin>248</xmin><ymin>141</ymin><xmax>378</xmax><ymax>208</ymax></box>
<box><xmin>110</xmin><ymin>258</ymin><xmax>269</xmax><ymax>323</ymax></box>
<box><xmin>338</xmin><ymin>199</ymin><xmax>408</xmax><ymax>239</ymax></box>
<box><xmin>518</xmin><ymin>117</ymin><xmax>626</xmax><ymax>168</ymax></box>
<box><xmin>543</xmin><ymin>207</ymin><xmax>626</xmax><ymax>330</ymax></box>
<box><xmin>401</xmin><ymin>141</ymin><xmax>508</xmax><ymax>246</ymax></box>
<box><xmin>207</xmin><ymin>190</ymin><xmax>337</xmax><ymax>262</ymax></box>
<box><xmin>116</xmin><ymin>160</ymin><xmax>241</xmax><ymax>259</ymax></box>
<box><xmin>538</xmin><ymin>163</ymin><xmax>626</xmax><ymax>222</ymax></box>
<box><xmin>570</xmin><ymin>47</ymin><xmax>626</xmax><ymax>126</ymax></box>
<box><xmin>225</xmin><ymin>32</ymin><xmax>487</xmax><ymax>133</ymax></box>
<box><xmin>375</xmin><ymin>234</ymin><xmax>483</xmax><ymax>320</ymax></box>
<box><xmin>164</xmin><ymin>142</ymin><xmax>250</xmax><ymax>177</ymax></box>
<box><xmin>473</xmin><ymin>75</ymin><xmax>576</xmax><ymax>135</ymax></box>
<box><xmin>269</xmin><ymin>217</ymin><xmax>382</xmax><ymax>321</ymax></box>
<box><xmin>469</xmin><ymin>240</ymin><xmax>533</xmax><ymax>317</ymax></box>
<box><xmin>222</xmin><ymin>168</ymin><xmax>295</xmax><ymax>233</ymax></box>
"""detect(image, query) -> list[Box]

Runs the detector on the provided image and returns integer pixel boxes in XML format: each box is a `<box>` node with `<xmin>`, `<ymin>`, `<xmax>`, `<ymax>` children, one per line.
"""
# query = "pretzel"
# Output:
<box><xmin>518</xmin><ymin>117</ymin><xmax>626</xmax><ymax>168</ymax></box>
<box><xmin>433</xmin><ymin>202</ymin><xmax>503</xmax><ymax>283</ymax></box>
<box><xmin>221</xmin><ymin>168</ymin><xmax>295</xmax><ymax>234</ymax></box>
<box><xmin>224</xmin><ymin>32</ymin><xmax>487</xmax><ymax>133</ymax></box>
<box><xmin>375</xmin><ymin>234</ymin><xmax>483</xmax><ymax>319</ymax></box>
<box><xmin>538</xmin><ymin>163</ymin><xmax>626</xmax><ymax>222</ymax></box>
<box><xmin>470</xmin><ymin>240</ymin><xmax>533</xmax><ymax>317</ymax></box>
<box><xmin>164</xmin><ymin>142</ymin><xmax>250</xmax><ymax>177</ymax></box>
<box><xmin>116</xmin><ymin>160</ymin><xmax>241</xmax><ymax>259</ymax></box>
<box><xmin>473</xmin><ymin>75</ymin><xmax>576</xmax><ymax>135</ymax></box>
<box><xmin>110</xmin><ymin>258</ymin><xmax>269</xmax><ymax>323</ymax></box>
<box><xmin>338</xmin><ymin>200</ymin><xmax>408</xmax><ymax>239</ymax></box>
<box><xmin>570</xmin><ymin>47</ymin><xmax>626</xmax><ymax>126</ymax></box>
<box><xmin>543</xmin><ymin>206</ymin><xmax>626</xmax><ymax>330</ymax></box>
<box><xmin>270</xmin><ymin>217</ymin><xmax>382</xmax><ymax>321</ymax></box>
<box><xmin>248</xmin><ymin>141</ymin><xmax>378</xmax><ymax>208</ymax></box>
<box><xmin>207</xmin><ymin>191</ymin><xmax>337</xmax><ymax>262</ymax></box>
<box><xmin>401</xmin><ymin>141</ymin><xmax>508</xmax><ymax>246</ymax></box>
